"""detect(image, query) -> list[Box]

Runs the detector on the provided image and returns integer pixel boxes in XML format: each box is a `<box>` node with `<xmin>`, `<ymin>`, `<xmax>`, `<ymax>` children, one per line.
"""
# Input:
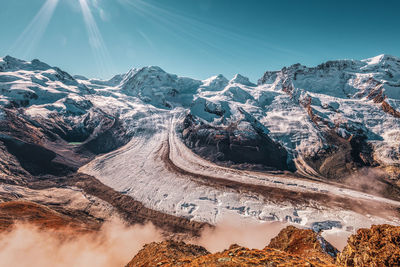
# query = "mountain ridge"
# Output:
<box><xmin>0</xmin><ymin>54</ymin><xmax>399</xmax><ymax>244</ymax></box>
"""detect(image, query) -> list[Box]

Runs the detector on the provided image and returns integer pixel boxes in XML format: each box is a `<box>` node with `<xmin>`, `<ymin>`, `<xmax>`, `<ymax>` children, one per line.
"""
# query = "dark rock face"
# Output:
<box><xmin>0</xmin><ymin>108</ymin><xmax>129</xmax><ymax>178</ymax></box>
<box><xmin>181</xmin><ymin>114</ymin><xmax>293</xmax><ymax>172</ymax></box>
<box><xmin>303</xmin><ymin>129</ymin><xmax>378</xmax><ymax>180</ymax></box>
<box><xmin>82</xmin><ymin>116</ymin><xmax>133</xmax><ymax>154</ymax></box>
<box><xmin>311</xmin><ymin>221</ymin><xmax>342</xmax><ymax>233</ymax></box>
<box><xmin>0</xmin><ymin>137</ymin><xmax>75</xmax><ymax>176</ymax></box>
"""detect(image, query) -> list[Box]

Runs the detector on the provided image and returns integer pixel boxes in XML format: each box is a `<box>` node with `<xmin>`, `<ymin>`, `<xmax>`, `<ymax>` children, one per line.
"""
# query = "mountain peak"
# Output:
<box><xmin>140</xmin><ymin>65</ymin><xmax>166</xmax><ymax>74</ymax></box>
<box><xmin>1</xmin><ymin>55</ymin><xmax>25</xmax><ymax>70</ymax></box>
<box><xmin>1</xmin><ymin>55</ymin><xmax>53</xmax><ymax>72</ymax></box>
<box><xmin>362</xmin><ymin>54</ymin><xmax>400</xmax><ymax>65</ymax></box>
<box><xmin>203</xmin><ymin>74</ymin><xmax>228</xmax><ymax>85</ymax></box>
<box><xmin>3</xmin><ymin>55</ymin><xmax>21</xmax><ymax>62</ymax></box>
<box><xmin>200</xmin><ymin>74</ymin><xmax>229</xmax><ymax>91</ymax></box>
<box><xmin>230</xmin><ymin>74</ymin><xmax>255</xmax><ymax>86</ymax></box>
<box><xmin>30</xmin><ymin>59</ymin><xmax>51</xmax><ymax>71</ymax></box>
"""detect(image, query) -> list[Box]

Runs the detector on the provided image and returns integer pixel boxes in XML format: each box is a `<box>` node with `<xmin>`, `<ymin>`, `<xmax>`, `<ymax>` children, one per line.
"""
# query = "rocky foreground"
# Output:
<box><xmin>0</xmin><ymin>201</ymin><xmax>399</xmax><ymax>266</ymax></box>
<box><xmin>127</xmin><ymin>224</ymin><xmax>400</xmax><ymax>267</ymax></box>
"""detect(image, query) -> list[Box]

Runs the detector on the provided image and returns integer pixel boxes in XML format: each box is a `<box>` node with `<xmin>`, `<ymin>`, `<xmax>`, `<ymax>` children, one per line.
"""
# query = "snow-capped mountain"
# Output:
<box><xmin>1</xmin><ymin>54</ymin><xmax>399</xmax><ymax>175</ymax></box>
<box><xmin>0</xmin><ymin>56</ymin><xmax>92</xmax><ymax>108</ymax></box>
<box><xmin>1</xmin><ymin>55</ymin><xmax>400</xmax><ymax>238</ymax></box>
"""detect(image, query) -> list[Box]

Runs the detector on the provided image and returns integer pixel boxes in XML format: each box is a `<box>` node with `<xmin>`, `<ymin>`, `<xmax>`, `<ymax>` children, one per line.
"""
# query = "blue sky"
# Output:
<box><xmin>0</xmin><ymin>0</ymin><xmax>399</xmax><ymax>81</ymax></box>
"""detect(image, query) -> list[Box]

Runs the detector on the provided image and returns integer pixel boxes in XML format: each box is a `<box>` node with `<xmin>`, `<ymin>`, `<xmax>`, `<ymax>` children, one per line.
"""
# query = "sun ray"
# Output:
<box><xmin>8</xmin><ymin>0</ymin><xmax>59</xmax><ymax>59</ymax></box>
<box><xmin>79</xmin><ymin>0</ymin><xmax>114</xmax><ymax>78</ymax></box>
<box><xmin>119</xmin><ymin>0</ymin><xmax>299</xmax><ymax>60</ymax></box>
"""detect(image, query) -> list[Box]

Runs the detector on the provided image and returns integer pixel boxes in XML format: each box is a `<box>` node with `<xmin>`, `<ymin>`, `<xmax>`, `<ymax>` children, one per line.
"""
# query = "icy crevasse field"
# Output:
<box><xmin>1</xmin><ymin>54</ymin><xmax>400</xmax><ymax>236</ymax></box>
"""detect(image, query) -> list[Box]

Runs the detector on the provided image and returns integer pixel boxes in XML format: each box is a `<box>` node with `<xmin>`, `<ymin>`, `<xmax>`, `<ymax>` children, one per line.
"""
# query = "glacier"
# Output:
<box><xmin>1</xmin><ymin>54</ymin><xmax>400</xmax><ymax>236</ymax></box>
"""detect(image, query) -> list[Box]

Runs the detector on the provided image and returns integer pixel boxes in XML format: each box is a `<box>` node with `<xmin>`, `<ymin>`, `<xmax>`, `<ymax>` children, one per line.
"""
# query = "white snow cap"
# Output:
<box><xmin>361</xmin><ymin>54</ymin><xmax>399</xmax><ymax>65</ymax></box>
<box><xmin>202</xmin><ymin>74</ymin><xmax>229</xmax><ymax>91</ymax></box>
<box><xmin>230</xmin><ymin>74</ymin><xmax>255</xmax><ymax>86</ymax></box>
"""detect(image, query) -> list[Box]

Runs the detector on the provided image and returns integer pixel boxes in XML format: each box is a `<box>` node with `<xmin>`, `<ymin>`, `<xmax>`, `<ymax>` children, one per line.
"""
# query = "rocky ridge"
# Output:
<box><xmin>127</xmin><ymin>224</ymin><xmax>400</xmax><ymax>267</ymax></box>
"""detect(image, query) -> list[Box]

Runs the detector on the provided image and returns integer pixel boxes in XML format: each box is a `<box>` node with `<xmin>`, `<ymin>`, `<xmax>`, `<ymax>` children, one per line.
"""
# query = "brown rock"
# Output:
<box><xmin>0</xmin><ymin>201</ymin><xmax>96</xmax><ymax>232</ymax></box>
<box><xmin>126</xmin><ymin>240</ymin><xmax>210</xmax><ymax>267</ymax></box>
<box><xmin>126</xmin><ymin>238</ymin><xmax>337</xmax><ymax>267</ymax></box>
<box><xmin>267</xmin><ymin>226</ymin><xmax>338</xmax><ymax>265</ymax></box>
<box><xmin>381</xmin><ymin>100</ymin><xmax>400</xmax><ymax>118</ymax></box>
<box><xmin>182</xmin><ymin>245</ymin><xmax>333</xmax><ymax>266</ymax></box>
<box><xmin>337</xmin><ymin>224</ymin><xmax>400</xmax><ymax>266</ymax></box>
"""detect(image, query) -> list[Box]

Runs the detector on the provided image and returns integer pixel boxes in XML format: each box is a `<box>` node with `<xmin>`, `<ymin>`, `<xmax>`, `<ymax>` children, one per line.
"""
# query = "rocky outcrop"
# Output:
<box><xmin>0</xmin><ymin>201</ymin><xmax>97</xmax><ymax>232</ymax></box>
<box><xmin>382</xmin><ymin>100</ymin><xmax>400</xmax><ymax>118</ymax></box>
<box><xmin>175</xmin><ymin>245</ymin><xmax>334</xmax><ymax>266</ymax></box>
<box><xmin>127</xmin><ymin>241</ymin><xmax>334</xmax><ymax>267</ymax></box>
<box><xmin>337</xmin><ymin>224</ymin><xmax>400</xmax><ymax>266</ymax></box>
<box><xmin>126</xmin><ymin>225</ymin><xmax>400</xmax><ymax>266</ymax></box>
<box><xmin>126</xmin><ymin>240</ymin><xmax>209</xmax><ymax>267</ymax></box>
<box><xmin>181</xmin><ymin>113</ymin><xmax>292</xmax><ymax>171</ymax></box>
<box><xmin>81</xmin><ymin>115</ymin><xmax>133</xmax><ymax>154</ymax></box>
<box><xmin>303</xmin><ymin>130</ymin><xmax>375</xmax><ymax>180</ymax></box>
<box><xmin>267</xmin><ymin>225</ymin><xmax>338</xmax><ymax>264</ymax></box>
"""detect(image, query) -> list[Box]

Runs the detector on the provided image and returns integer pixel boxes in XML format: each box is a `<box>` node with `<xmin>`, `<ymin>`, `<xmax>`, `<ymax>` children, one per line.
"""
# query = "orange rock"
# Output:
<box><xmin>337</xmin><ymin>224</ymin><xmax>400</xmax><ymax>266</ymax></box>
<box><xmin>126</xmin><ymin>240</ymin><xmax>337</xmax><ymax>267</ymax></box>
<box><xmin>180</xmin><ymin>245</ymin><xmax>334</xmax><ymax>266</ymax></box>
<box><xmin>125</xmin><ymin>240</ymin><xmax>210</xmax><ymax>267</ymax></box>
<box><xmin>0</xmin><ymin>201</ymin><xmax>96</xmax><ymax>232</ymax></box>
<box><xmin>267</xmin><ymin>225</ymin><xmax>338</xmax><ymax>265</ymax></box>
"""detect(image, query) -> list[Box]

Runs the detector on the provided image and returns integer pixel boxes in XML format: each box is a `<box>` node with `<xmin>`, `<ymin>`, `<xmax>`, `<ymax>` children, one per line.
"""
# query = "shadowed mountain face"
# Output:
<box><xmin>180</xmin><ymin>114</ymin><xmax>293</xmax><ymax>171</ymax></box>
<box><xmin>1</xmin><ymin>55</ymin><xmax>399</xmax><ymax>179</ymax></box>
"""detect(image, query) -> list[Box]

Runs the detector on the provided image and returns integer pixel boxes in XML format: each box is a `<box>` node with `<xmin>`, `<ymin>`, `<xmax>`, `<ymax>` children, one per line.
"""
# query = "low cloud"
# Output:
<box><xmin>193</xmin><ymin>215</ymin><xmax>287</xmax><ymax>253</ymax></box>
<box><xmin>0</xmin><ymin>218</ymin><xmax>162</xmax><ymax>267</ymax></box>
<box><xmin>0</xmin><ymin>215</ymin><xmax>288</xmax><ymax>266</ymax></box>
<box><xmin>0</xmin><ymin>213</ymin><xmax>372</xmax><ymax>265</ymax></box>
<box><xmin>344</xmin><ymin>168</ymin><xmax>387</xmax><ymax>196</ymax></box>
<box><xmin>321</xmin><ymin>229</ymin><xmax>352</xmax><ymax>251</ymax></box>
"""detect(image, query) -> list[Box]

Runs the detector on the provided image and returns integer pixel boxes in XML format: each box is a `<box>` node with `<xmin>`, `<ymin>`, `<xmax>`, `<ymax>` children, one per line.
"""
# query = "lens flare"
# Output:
<box><xmin>9</xmin><ymin>0</ymin><xmax>59</xmax><ymax>59</ymax></box>
<box><xmin>119</xmin><ymin>0</ymin><xmax>298</xmax><ymax>60</ymax></box>
<box><xmin>79</xmin><ymin>0</ymin><xmax>114</xmax><ymax>78</ymax></box>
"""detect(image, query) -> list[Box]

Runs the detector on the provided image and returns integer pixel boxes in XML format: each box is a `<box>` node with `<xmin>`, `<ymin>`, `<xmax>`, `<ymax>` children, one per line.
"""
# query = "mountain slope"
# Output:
<box><xmin>0</xmin><ymin>55</ymin><xmax>399</xmax><ymax>242</ymax></box>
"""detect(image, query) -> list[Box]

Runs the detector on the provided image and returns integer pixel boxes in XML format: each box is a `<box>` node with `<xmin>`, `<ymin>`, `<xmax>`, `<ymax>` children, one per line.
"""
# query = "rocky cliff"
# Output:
<box><xmin>127</xmin><ymin>224</ymin><xmax>400</xmax><ymax>266</ymax></box>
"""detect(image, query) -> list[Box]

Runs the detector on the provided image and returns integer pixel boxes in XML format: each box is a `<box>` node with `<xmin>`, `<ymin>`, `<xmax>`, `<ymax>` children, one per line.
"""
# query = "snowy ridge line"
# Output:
<box><xmin>1</xmin><ymin>54</ymin><xmax>399</xmax><ymax>168</ymax></box>
<box><xmin>3</xmin><ymin>55</ymin><xmax>399</xmax><ymax>229</ymax></box>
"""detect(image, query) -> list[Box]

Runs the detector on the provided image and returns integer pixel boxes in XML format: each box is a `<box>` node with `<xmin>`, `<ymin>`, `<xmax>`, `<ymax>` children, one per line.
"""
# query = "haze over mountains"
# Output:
<box><xmin>0</xmin><ymin>54</ymin><xmax>400</xmax><ymax>265</ymax></box>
